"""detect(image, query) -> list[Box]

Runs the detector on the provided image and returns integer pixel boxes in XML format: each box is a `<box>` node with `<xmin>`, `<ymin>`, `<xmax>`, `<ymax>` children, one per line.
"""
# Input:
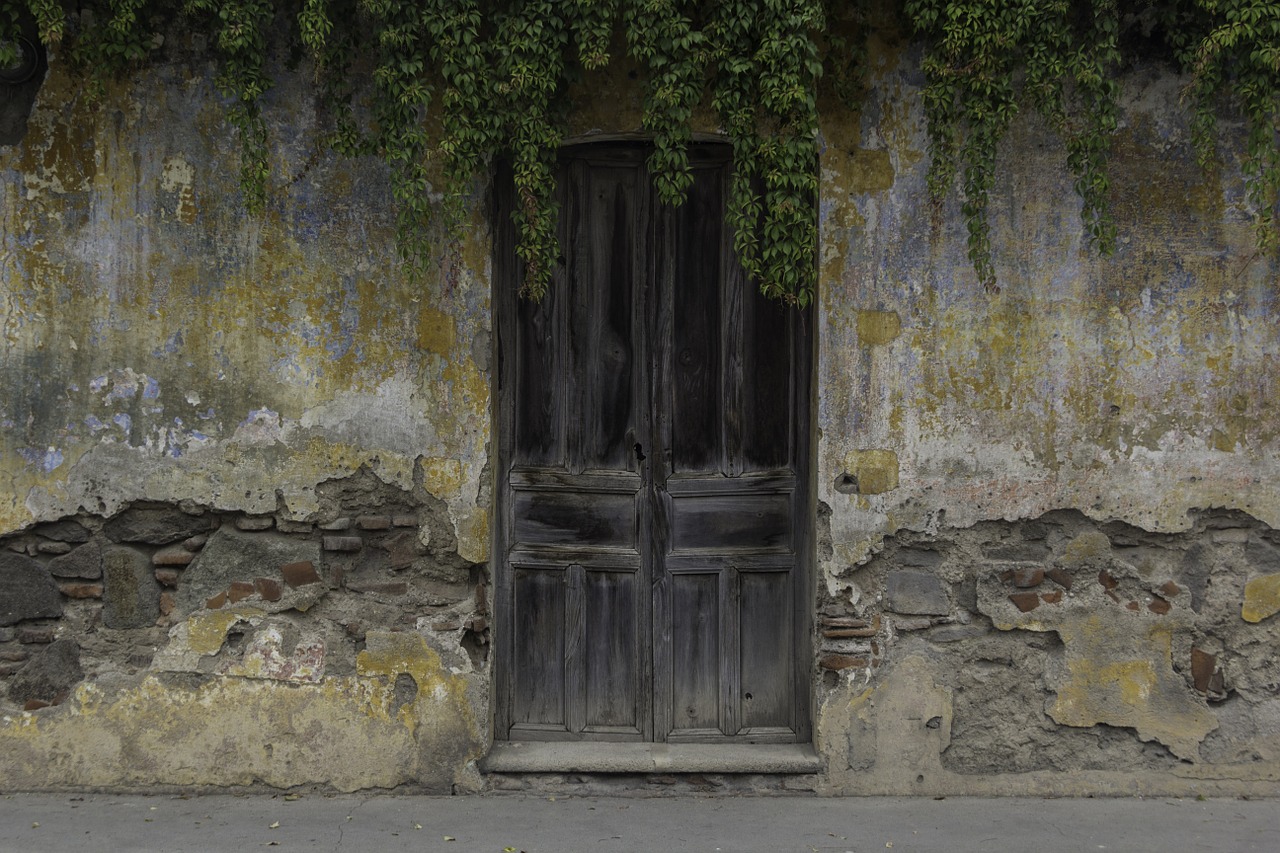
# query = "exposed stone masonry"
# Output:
<box><xmin>0</xmin><ymin>467</ymin><xmax>488</xmax><ymax>714</ymax></box>
<box><xmin>818</xmin><ymin>508</ymin><xmax>1280</xmax><ymax>778</ymax></box>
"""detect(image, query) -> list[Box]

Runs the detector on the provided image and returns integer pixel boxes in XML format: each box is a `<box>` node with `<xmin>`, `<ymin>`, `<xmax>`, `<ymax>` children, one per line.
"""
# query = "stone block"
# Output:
<box><xmin>31</xmin><ymin>520</ymin><xmax>90</xmax><ymax>543</ymax></box>
<box><xmin>235</xmin><ymin>516</ymin><xmax>275</xmax><ymax>531</ymax></box>
<box><xmin>35</xmin><ymin>541</ymin><xmax>72</xmax><ymax>555</ymax></box>
<box><xmin>177</xmin><ymin>528</ymin><xmax>322</xmax><ymax>614</ymax></box>
<box><xmin>47</xmin><ymin>539</ymin><xmax>103</xmax><ymax>580</ymax></box>
<box><xmin>0</xmin><ymin>552</ymin><xmax>63</xmax><ymax>626</ymax></box>
<box><xmin>886</xmin><ymin>570</ymin><xmax>950</xmax><ymax>616</ymax></box>
<box><xmin>102</xmin><ymin>545</ymin><xmax>160</xmax><ymax>628</ymax></box>
<box><xmin>7</xmin><ymin>638</ymin><xmax>82</xmax><ymax>705</ymax></box>
<box><xmin>103</xmin><ymin>507</ymin><xmax>212</xmax><ymax>545</ymax></box>
<box><xmin>15</xmin><ymin>626</ymin><xmax>55</xmax><ymax>644</ymax></box>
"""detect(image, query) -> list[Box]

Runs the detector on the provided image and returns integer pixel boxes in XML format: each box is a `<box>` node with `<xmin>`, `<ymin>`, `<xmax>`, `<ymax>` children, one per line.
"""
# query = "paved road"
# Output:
<box><xmin>0</xmin><ymin>792</ymin><xmax>1274</xmax><ymax>852</ymax></box>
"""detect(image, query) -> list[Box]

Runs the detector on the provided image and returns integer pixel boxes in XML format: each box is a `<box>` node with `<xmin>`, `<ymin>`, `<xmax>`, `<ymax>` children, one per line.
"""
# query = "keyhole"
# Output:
<box><xmin>744</xmin><ymin>692</ymin><xmax>753</xmax><ymax>701</ymax></box>
<box><xmin>634</xmin><ymin>443</ymin><xmax>646</xmax><ymax>462</ymax></box>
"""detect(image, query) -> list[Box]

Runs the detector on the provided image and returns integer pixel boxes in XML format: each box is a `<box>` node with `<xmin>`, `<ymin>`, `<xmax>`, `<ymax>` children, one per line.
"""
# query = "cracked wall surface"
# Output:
<box><xmin>2</xmin><ymin>15</ymin><xmax>1279</xmax><ymax>795</ymax></box>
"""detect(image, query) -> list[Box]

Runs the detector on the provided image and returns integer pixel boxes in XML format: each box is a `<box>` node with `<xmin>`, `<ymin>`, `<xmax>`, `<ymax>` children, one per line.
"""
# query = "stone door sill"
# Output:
<box><xmin>481</xmin><ymin>742</ymin><xmax>822</xmax><ymax>774</ymax></box>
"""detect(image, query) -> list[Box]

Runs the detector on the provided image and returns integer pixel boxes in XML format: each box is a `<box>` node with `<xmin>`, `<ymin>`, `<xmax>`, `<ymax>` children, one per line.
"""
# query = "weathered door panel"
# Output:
<box><xmin>497</xmin><ymin>143</ymin><xmax>810</xmax><ymax>745</ymax></box>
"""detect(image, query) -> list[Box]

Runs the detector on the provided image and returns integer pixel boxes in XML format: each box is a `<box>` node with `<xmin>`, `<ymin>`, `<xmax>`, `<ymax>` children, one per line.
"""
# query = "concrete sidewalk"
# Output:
<box><xmin>0</xmin><ymin>792</ymin><xmax>1274</xmax><ymax>852</ymax></box>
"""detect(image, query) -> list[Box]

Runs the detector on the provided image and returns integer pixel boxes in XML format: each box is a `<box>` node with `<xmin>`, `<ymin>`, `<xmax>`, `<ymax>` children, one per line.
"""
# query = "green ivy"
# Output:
<box><xmin>906</xmin><ymin>0</ymin><xmax>1121</xmax><ymax>290</ymax></box>
<box><xmin>9</xmin><ymin>1</ymin><xmax>1280</xmax><ymax>297</ymax></box>
<box><xmin>1189</xmin><ymin>0</ymin><xmax>1280</xmax><ymax>251</ymax></box>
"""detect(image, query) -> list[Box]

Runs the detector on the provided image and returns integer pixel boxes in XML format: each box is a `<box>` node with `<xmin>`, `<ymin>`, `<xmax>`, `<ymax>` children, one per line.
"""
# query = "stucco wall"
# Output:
<box><xmin>1</xmin><ymin>26</ymin><xmax>1278</xmax><ymax>795</ymax></box>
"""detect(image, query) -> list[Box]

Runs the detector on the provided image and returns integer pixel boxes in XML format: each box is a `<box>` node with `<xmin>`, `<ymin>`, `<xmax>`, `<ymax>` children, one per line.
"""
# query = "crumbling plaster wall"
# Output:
<box><xmin>814</xmin><ymin>31</ymin><xmax>1280</xmax><ymax>796</ymax></box>
<box><xmin>1</xmin><ymin>17</ymin><xmax>1279</xmax><ymax>796</ymax></box>
<box><xmin>1</xmin><ymin>40</ymin><xmax>492</xmax><ymax>791</ymax></box>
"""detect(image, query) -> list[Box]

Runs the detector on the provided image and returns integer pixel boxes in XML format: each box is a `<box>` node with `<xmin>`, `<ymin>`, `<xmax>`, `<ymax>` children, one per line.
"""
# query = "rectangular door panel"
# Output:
<box><xmin>739</xmin><ymin>570</ymin><xmax>793</xmax><ymax>730</ymax></box>
<box><xmin>568</xmin><ymin>164</ymin><xmax>641</xmax><ymax>474</ymax></box>
<box><xmin>511</xmin><ymin>489</ymin><xmax>637</xmax><ymax>550</ymax></box>
<box><xmin>512</xmin><ymin>567</ymin><xmax>566</xmax><ymax>728</ymax></box>
<box><xmin>584</xmin><ymin>569</ymin><xmax>641</xmax><ymax>732</ymax></box>
<box><xmin>668</xmin><ymin>492</ymin><xmax>793</xmax><ymax>553</ymax></box>
<box><xmin>669</xmin><ymin>572</ymin><xmax>721</xmax><ymax>734</ymax></box>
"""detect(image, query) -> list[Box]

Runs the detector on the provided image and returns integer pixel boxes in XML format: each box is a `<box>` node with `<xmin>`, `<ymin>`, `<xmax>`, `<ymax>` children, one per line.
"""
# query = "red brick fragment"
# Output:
<box><xmin>1191</xmin><ymin>648</ymin><xmax>1217</xmax><ymax>693</ymax></box>
<box><xmin>159</xmin><ymin>592</ymin><xmax>176</xmax><ymax>616</ymax></box>
<box><xmin>153</xmin><ymin>548</ymin><xmax>194</xmax><ymax>567</ymax></box>
<box><xmin>182</xmin><ymin>534</ymin><xmax>208</xmax><ymax>552</ymax></box>
<box><xmin>322</xmin><ymin>536</ymin><xmax>363</xmax><ymax>552</ymax></box>
<box><xmin>281</xmin><ymin>560</ymin><xmax>322</xmax><ymax>588</ymax></box>
<box><xmin>254</xmin><ymin>577</ymin><xmax>283</xmax><ymax>602</ymax></box>
<box><xmin>1159</xmin><ymin>580</ymin><xmax>1182</xmax><ymax>598</ymax></box>
<box><xmin>392</xmin><ymin>515</ymin><xmax>418</xmax><ymax>527</ymax></box>
<box><xmin>206</xmin><ymin>591</ymin><xmax>228</xmax><ymax>609</ymax></box>
<box><xmin>821</xmin><ymin>615</ymin><xmax>870</xmax><ymax>629</ymax></box>
<box><xmin>1125</xmin><ymin>600</ymin><xmax>1140</xmax><ymax>611</ymax></box>
<box><xmin>1008</xmin><ymin>592</ymin><xmax>1040</xmax><ymax>612</ymax></box>
<box><xmin>467</xmin><ymin>616</ymin><xmax>488</xmax><ymax>633</ymax></box>
<box><xmin>1148</xmin><ymin>597</ymin><xmax>1171</xmax><ymax>615</ymax></box>
<box><xmin>0</xmin><ymin>650</ymin><xmax>28</xmax><ymax>662</ymax></box>
<box><xmin>1040</xmin><ymin>590</ymin><xmax>1063</xmax><ymax>605</ymax></box>
<box><xmin>23</xmin><ymin>700</ymin><xmax>51</xmax><ymax>712</ymax></box>
<box><xmin>356</xmin><ymin>515</ymin><xmax>391</xmax><ymax>530</ymax></box>
<box><xmin>15</xmin><ymin>627</ymin><xmax>55</xmax><ymax>644</ymax></box>
<box><xmin>235</xmin><ymin>516</ymin><xmax>274</xmax><ymax>531</ymax></box>
<box><xmin>57</xmin><ymin>582</ymin><xmax>104</xmax><ymax>599</ymax></box>
<box><xmin>1098</xmin><ymin>570</ymin><xmax>1119</xmax><ymax>590</ymax></box>
<box><xmin>154</xmin><ymin>569</ymin><xmax>181</xmax><ymax>588</ymax></box>
<box><xmin>1010</xmin><ymin>567</ymin><xmax>1045</xmax><ymax>588</ymax></box>
<box><xmin>227</xmin><ymin>581</ymin><xmax>255</xmax><ymax>603</ymax></box>
<box><xmin>1045</xmin><ymin>568</ymin><xmax>1073</xmax><ymax>589</ymax></box>
<box><xmin>475</xmin><ymin>582</ymin><xmax>488</xmax><ymax>615</ymax></box>
<box><xmin>820</xmin><ymin>654</ymin><xmax>868</xmax><ymax>671</ymax></box>
<box><xmin>432</xmin><ymin>620</ymin><xmax>462</xmax><ymax>632</ymax></box>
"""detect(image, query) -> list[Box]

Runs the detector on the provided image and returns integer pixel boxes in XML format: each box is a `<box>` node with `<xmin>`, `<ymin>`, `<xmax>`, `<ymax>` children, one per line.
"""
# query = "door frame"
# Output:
<box><xmin>490</xmin><ymin>139</ymin><xmax>815</xmax><ymax>746</ymax></box>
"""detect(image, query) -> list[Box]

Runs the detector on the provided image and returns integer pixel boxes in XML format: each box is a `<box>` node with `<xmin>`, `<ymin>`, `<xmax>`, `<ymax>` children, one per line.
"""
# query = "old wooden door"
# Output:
<box><xmin>494</xmin><ymin>142</ymin><xmax>811</xmax><ymax>745</ymax></box>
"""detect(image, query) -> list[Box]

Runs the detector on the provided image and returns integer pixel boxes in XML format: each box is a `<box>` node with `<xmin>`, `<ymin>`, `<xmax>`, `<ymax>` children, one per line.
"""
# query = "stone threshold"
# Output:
<box><xmin>481</xmin><ymin>742</ymin><xmax>822</xmax><ymax>774</ymax></box>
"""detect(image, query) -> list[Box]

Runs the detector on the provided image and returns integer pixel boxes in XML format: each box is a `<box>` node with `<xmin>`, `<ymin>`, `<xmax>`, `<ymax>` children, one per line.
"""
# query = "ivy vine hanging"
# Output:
<box><xmin>0</xmin><ymin>0</ymin><xmax>1277</xmax><ymax>299</ymax></box>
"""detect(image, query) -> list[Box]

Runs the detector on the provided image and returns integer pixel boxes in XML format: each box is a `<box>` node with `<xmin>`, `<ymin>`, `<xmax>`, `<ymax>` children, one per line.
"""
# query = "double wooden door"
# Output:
<box><xmin>494</xmin><ymin>143</ymin><xmax>811</xmax><ymax>744</ymax></box>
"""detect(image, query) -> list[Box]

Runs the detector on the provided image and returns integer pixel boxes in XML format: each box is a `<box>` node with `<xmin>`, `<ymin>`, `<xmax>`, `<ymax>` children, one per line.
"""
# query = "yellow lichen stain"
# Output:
<box><xmin>357</xmin><ymin>630</ymin><xmax>475</xmax><ymax>730</ymax></box>
<box><xmin>1059</xmin><ymin>531</ymin><xmax>1112</xmax><ymax>565</ymax></box>
<box><xmin>457</xmin><ymin>506</ymin><xmax>491</xmax><ymax>565</ymax></box>
<box><xmin>842</xmin><ymin>449</ymin><xmax>900</xmax><ymax>495</ymax></box>
<box><xmin>1242</xmin><ymin>573</ymin><xmax>1280</xmax><ymax>623</ymax></box>
<box><xmin>856</xmin><ymin>310</ymin><xmax>901</xmax><ymax>346</ymax></box>
<box><xmin>160</xmin><ymin>156</ymin><xmax>199</xmax><ymax>224</ymax></box>
<box><xmin>417</xmin><ymin>307</ymin><xmax>457</xmax><ymax>356</ymax></box>
<box><xmin>187</xmin><ymin>607</ymin><xmax>266</xmax><ymax>655</ymax></box>
<box><xmin>419</xmin><ymin>457</ymin><xmax>465</xmax><ymax>499</ymax></box>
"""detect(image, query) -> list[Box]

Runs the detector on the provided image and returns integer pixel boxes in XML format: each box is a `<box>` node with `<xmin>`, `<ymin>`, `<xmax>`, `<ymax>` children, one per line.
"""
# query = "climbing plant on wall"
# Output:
<box><xmin>0</xmin><ymin>0</ymin><xmax>1276</xmax><ymax>298</ymax></box>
